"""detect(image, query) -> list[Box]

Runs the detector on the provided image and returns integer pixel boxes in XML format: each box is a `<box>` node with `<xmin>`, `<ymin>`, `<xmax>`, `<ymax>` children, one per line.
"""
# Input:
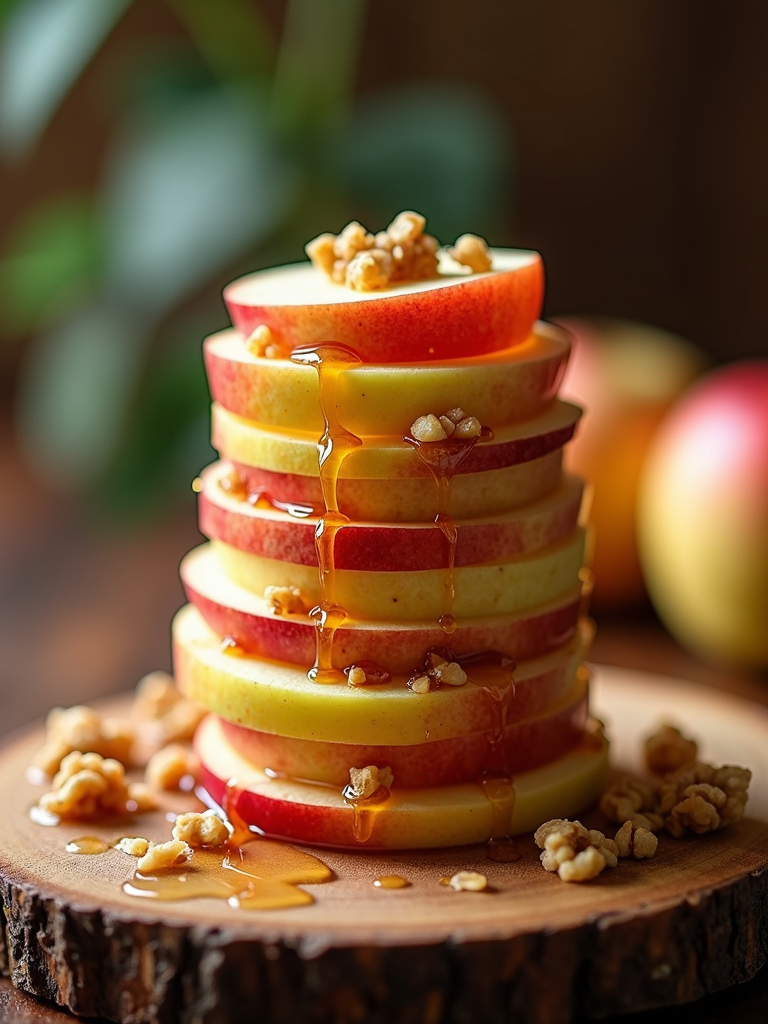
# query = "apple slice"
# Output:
<box><xmin>223</xmin><ymin>249</ymin><xmax>544</xmax><ymax>363</ymax></box>
<box><xmin>228</xmin><ymin>449</ymin><xmax>564</xmax><ymax>522</ymax></box>
<box><xmin>199</xmin><ymin>463</ymin><xmax>584</xmax><ymax>570</ymax></box>
<box><xmin>195</xmin><ymin>714</ymin><xmax>609</xmax><ymax>848</ymax></box>
<box><xmin>173</xmin><ymin>603</ymin><xmax>594</xmax><ymax>745</ymax></box>
<box><xmin>211</xmin><ymin>400</ymin><xmax>580</xmax><ymax>481</ymax></box>
<box><xmin>210</xmin><ymin>527</ymin><xmax>586</xmax><ymax>621</ymax></box>
<box><xmin>218</xmin><ymin>671</ymin><xmax>589</xmax><ymax>786</ymax></box>
<box><xmin>204</xmin><ymin>321</ymin><xmax>569</xmax><ymax>434</ymax></box>
<box><xmin>182</xmin><ymin>544</ymin><xmax>584</xmax><ymax>669</ymax></box>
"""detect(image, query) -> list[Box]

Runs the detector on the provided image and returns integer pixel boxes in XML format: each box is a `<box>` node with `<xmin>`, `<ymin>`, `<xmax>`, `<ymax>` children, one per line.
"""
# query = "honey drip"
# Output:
<box><xmin>342</xmin><ymin>784</ymin><xmax>391</xmax><ymax>844</ymax></box>
<box><xmin>374</xmin><ymin>875</ymin><xmax>410</xmax><ymax>889</ymax></box>
<box><xmin>66</xmin><ymin>836</ymin><xmax>111</xmax><ymax>855</ymax></box>
<box><xmin>404</xmin><ymin>429</ymin><xmax>487</xmax><ymax>631</ymax></box>
<box><xmin>292</xmin><ymin>344</ymin><xmax>363</xmax><ymax>684</ymax></box>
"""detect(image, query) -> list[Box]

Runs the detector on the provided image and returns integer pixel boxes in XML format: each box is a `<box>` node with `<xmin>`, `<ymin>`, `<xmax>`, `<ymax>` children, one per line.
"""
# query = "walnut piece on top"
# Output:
<box><xmin>263</xmin><ymin>584</ymin><xmax>308</xmax><ymax>616</ymax></box>
<box><xmin>410</xmin><ymin>407</ymin><xmax>483</xmax><ymax>443</ymax></box>
<box><xmin>345</xmin><ymin>765</ymin><xmax>393</xmax><ymax>801</ymax></box>
<box><xmin>448</xmin><ymin>234</ymin><xmax>493</xmax><ymax>273</ymax></box>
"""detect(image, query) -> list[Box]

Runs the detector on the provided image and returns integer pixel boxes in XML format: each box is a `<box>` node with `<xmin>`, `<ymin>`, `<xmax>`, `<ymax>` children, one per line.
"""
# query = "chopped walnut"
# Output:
<box><xmin>442</xmin><ymin>407</ymin><xmax>467</xmax><ymax>425</ymax></box>
<box><xmin>172</xmin><ymin>810</ymin><xmax>229</xmax><ymax>848</ymax></box>
<box><xmin>453</xmin><ymin>416</ymin><xmax>482</xmax><ymax>439</ymax></box>
<box><xmin>127</xmin><ymin>782</ymin><xmax>159</xmax><ymax>814</ymax></box>
<box><xmin>657</xmin><ymin>762</ymin><xmax>751</xmax><ymax>837</ymax></box>
<box><xmin>245</xmin><ymin>324</ymin><xmax>288</xmax><ymax>359</ymax></box>
<box><xmin>599</xmin><ymin>774</ymin><xmax>662</xmax><ymax>831</ymax></box>
<box><xmin>132</xmin><ymin>671</ymin><xmax>206</xmax><ymax>747</ymax></box>
<box><xmin>33</xmin><ymin>705</ymin><xmax>135</xmax><ymax>777</ymax></box>
<box><xmin>449</xmin><ymin>870</ymin><xmax>487</xmax><ymax>892</ymax></box>
<box><xmin>410</xmin><ymin>414</ymin><xmax>448</xmax><ymax>442</ymax></box>
<box><xmin>645</xmin><ymin>723</ymin><xmax>698</xmax><ymax>776</ymax></box>
<box><xmin>116</xmin><ymin>836</ymin><xmax>150</xmax><ymax>857</ymax></box>
<box><xmin>409</xmin><ymin>674</ymin><xmax>432</xmax><ymax>694</ymax></box>
<box><xmin>615</xmin><ymin>820</ymin><xmax>659</xmax><ymax>859</ymax></box>
<box><xmin>145</xmin><ymin>743</ymin><xmax>199</xmax><ymax>791</ymax></box>
<box><xmin>137</xmin><ymin>839</ymin><xmax>192</xmax><ymax>874</ymax></box>
<box><xmin>432</xmin><ymin>661</ymin><xmax>467</xmax><ymax>687</ymax></box>
<box><xmin>347</xmin><ymin>665</ymin><xmax>367</xmax><ymax>687</ymax></box>
<box><xmin>346</xmin><ymin>765</ymin><xmax>393</xmax><ymax>801</ymax></box>
<box><xmin>438</xmin><ymin>416</ymin><xmax>456</xmax><ymax>436</ymax></box>
<box><xmin>305</xmin><ymin>212</ymin><xmax>439</xmax><ymax>290</ymax></box>
<box><xmin>449</xmin><ymin>234</ymin><xmax>493</xmax><ymax>273</ymax></box>
<box><xmin>534</xmin><ymin>818</ymin><xmax>617</xmax><ymax>881</ymax></box>
<box><xmin>38</xmin><ymin>751</ymin><xmax>133</xmax><ymax>819</ymax></box>
<box><xmin>263</xmin><ymin>585</ymin><xmax>307</xmax><ymax>616</ymax></box>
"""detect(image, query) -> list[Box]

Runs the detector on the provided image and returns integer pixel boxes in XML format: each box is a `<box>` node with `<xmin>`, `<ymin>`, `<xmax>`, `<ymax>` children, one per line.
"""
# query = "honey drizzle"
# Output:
<box><xmin>341</xmin><ymin>784</ymin><xmax>392</xmax><ymax>844</ymax></box>
<box><xmin>291</xmin><ymin>344</ymin><xmax>363</xmax><ymax>684</ymax></box>
<box><xmin>404</xmin><ymin>430</ymin><xmax>487</xmax><ymax>632</ymax></box>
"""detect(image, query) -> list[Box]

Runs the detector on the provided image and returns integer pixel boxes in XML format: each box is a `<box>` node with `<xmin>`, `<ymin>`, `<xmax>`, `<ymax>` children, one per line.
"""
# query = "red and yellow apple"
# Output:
<box><xmin>223</xmin><ymin>249</ymin><xmax>544</xmax><ymax>363</ymax></box>
<box><xmin>196</xmin><ymin>714</ymin><xmax>609</xmax><ymax>848</ymax></box>
<box><xmin>557</xmin><ymin>316</ymin><xmax>707</xmax><ymax>607</ymax></box>
<box><xmin>638</xmin><ymin>361</ymin><xmax>768</xmax><ymax>667</ymax></box>
<box><xmin>205</xmin><ymin>322</ymin><xmax>570</xmax><ymax>434</ymax></box>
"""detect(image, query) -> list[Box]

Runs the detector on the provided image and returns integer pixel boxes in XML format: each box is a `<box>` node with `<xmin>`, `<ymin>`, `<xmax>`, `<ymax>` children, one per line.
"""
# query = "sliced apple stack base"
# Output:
<box><xmin>174</xmin><ymin>241</ymin><xmax>608</xmax><ymax>849</ymax></box>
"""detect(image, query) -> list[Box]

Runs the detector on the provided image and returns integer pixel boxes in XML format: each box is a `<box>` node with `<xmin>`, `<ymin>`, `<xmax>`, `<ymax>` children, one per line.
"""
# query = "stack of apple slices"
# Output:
<box><xmin>174</xmin><ymin>251</ymin><xmax>609</xmax><ymax>849</ymax></box>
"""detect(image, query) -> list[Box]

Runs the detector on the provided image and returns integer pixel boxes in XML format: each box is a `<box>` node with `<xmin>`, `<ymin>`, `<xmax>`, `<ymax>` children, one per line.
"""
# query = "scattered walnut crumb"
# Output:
<box><xmin>116</xmin><ymin>836</ymin><xmax>150</xmax><ymax>857</ymax></box>
<box><xmin>534</xmin><ymin>819</ymin><xmax>618</xmax><ymax>881</ymax></box>
<box><xmin>409</xmin><ymin>407</ymin><xmax>484</xmax><ymax>443</ymax></box>
<box><xmin>145</xmin><ymin>743</ymin><xmax>199</xmax><ymax>791</ymax></box>
<box><xmin>346</xmin><ymin>665</ymin><xmax>368</xmax><ymax>687</ymax></box>
<box><xmin>245</xmin><ymin>324</ymin><xmax>288</xmax><ymax>359</ymax></box>
<box><xmin>410</xmin><ymin>413</ymin><xmax>448</xmax><ymax>442</ymax></box>
<box><xmin>449</xmin><ymin>870</ymin><xmax>487</xmax><ymax>892</ymax></box>
<box><xmin>448</xmin><ymin>234</ymin><xmax>493</xmax><ymax>273</ymax></box>
<box><xmin>137</xmin><ymin>839</ymin><xmax>192</xmax><ymax>874</ymax></box>
<box><xmin>305</xmin><ymin>212</ymin><xmax>440</xmax><ymax>290</ymax></box>
<box><xmin>346</xmin><ymin>765</ymin><xmax>393</xmax><ymax>801</ymax></box>
<box><xmin>657</xmin><ymin>762</ymin><xmax>751</xmax><ymax>837</ymax></box>
<box><xmin>38</xmin><ymin>751</ymin><xmax>137</xmax><ymax>820</ymax></box>
<box><xmin>172</xmin><ymin>810</ymin><xmax>229</xmax><ymax>848</ymax></box>
<box><xmin>33</xmin><ymin>705</ymin><xmax>135</xmax><ymax>777</ymax></box>
<box><xmin>432</xmin><ymin>661</ymin><xmax>467</xmax><ymax>687</ymax></box>
<box><xmin>644</xmin><ymin>723</ymin><xmax>698</xmax><ymax>776</ymax></box>
<box><xmin>408</xmin><ymin>674</ymin><xmax>432</xmax><ymax>694</ymax></box>
<box><xmin>615</xmin><ymin>820</ymin><xmax>659</xmax><ymax>859</ymax></box>
<box><xmin>263</xmin><ymin>584</ymin><xmax>307</xmax><ymax>616</ymax></box>
<box><xmin>599</xmin><ymin>774</ymin><xmax>663</xmax><ymax>831</ymax></box>
<box><xmin>132</xmin><ymin>671</ymin><xmax>206</xmax><ymax>748</ymax></box>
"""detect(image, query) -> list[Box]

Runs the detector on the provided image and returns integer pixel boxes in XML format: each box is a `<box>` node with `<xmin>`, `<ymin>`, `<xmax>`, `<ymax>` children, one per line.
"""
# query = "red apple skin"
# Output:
<box><xmin>204</xmin><ymin>324</ymin><xmax>568</xmax><ymax>432</ymax></box>
<box><xmin>223</xmin><ymin>253</ymin><xmax>544</xmax><ymax>363</ymax></box>
<box><xmin>557</xmin><ymin>316</ymin><xmax>707</xmax><ymax>607</ymax></box>
<box><xmin>218</xmin><ymin>685</ymin><xmax>588</xmax><ymax>787</ymax></box>
<box><xmin>182</xmin><ymin>559</ymin><xmax>583</xmax><ymax>671</ymax></box>
<box><xmin>638</xmin><ymin>361</ymin><xmax>768</xmax><ymax>667</ymax></box>
<box><xmin>225</xmin><ymin>451</ymin><xmax>564</xmax><ymax>523</ymax></box>
<box><xmin>198</xmin><ymin>465</ymin><xmax>584</xmax><ymax>571</ymax></box>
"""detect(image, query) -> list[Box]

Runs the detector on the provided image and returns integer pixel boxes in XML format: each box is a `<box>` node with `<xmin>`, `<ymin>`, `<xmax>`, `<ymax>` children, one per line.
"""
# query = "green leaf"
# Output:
<box><xmin>0</xmin><ymin>0</ymin><xmax>133</xmax><ymax>156</ymax></box>
<box><xmin>332</xmin><ymin>82</ymin><xmax>513</xmax><ymax>242</ymax></box>
<box><xmin>0</xmin><ymin>195</ymin><xmax>102</xmax><ymax>335</ymax></box>
<box><xmin>167</xmin><ymin>0</ymin><xmax>274</xmax><ymax>83</ymax></box>
<box><xmin>101</xmin><ymin>85</ymin><xmax>300</xmax><ymax>317</ymax></box>
<box><xmin>16</xmin><ymin>302</ymin><xmax>148</xmax><ymax>485</ymax></box>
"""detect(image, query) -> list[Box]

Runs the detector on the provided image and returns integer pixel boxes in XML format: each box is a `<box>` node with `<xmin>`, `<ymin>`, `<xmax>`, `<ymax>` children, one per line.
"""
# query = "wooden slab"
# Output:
<box><xmin>1</xmin><ymin>665</ymin><xmax>768</xmax><ymax>1024</ymax></box>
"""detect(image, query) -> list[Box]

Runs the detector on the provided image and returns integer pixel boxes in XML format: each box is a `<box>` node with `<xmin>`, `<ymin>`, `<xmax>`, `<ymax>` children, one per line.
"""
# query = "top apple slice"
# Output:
<box><xmin>223</xmin><ymin>249</ymin><xmax>544</xmax><ymax>363</ymax></box>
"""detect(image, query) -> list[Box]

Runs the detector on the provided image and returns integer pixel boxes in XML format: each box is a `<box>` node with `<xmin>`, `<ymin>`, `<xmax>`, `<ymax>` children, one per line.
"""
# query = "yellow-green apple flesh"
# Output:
<box><xmin>195</xmin><ymin>714</ymin><xmax>609</xmax><ymax>848</ymax></box>
<box><xmin>198</xmin><ymin>462</ymin><xmax>584</xmax><ymax>570</ymax></box>
<box><xmin>204</xmin><ymin>321</ymin><xmax>569</xmax><ymax>434</ymax></box>
<box><xmin>557</xmin><ymin>317</ymin><xmax>707</xmax><ymax>607</ymax></box>
<box><xmin>173</xmin><ymin>604</ymin><xmax>594</xmax><ymax>744</ymax></box>
<box><xmin>217</xmin><ymin>672</ymin><xmax>589</xmax><ymax>786</ymax></box>
<box><xmin>223</xmin><ymin>249</ymin><xmax>544</xmax><ymax>363</ymax></box>
<box><xmin>638</xmin><ymin>361</ymin><xmax>768</xmax><ymax>668</ymax></box>
<box><xmin>227</xmin><ymin>449</ymin><xmax>564</xmax><ymax>522</ymax></box>
<box><xmin>210</xmin><ymin>528</ymin><xmax>586</xmax><ymax>620</ymax></box>
<box><xmin>211</xmin><ymin>400</ymin><xmax>580</xmax><ymax>481</ymax></box>
<box><xmin>181</xmin><ymin>545</ymin><xmax>584</xmax><ymax>669</ymax></box>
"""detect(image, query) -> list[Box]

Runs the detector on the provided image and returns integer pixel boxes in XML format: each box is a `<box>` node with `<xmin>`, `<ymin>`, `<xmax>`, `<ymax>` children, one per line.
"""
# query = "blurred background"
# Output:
<box><xmin>1</xmin><ymin>0</ymin><xmax>767</xmax><ymax>733</ymax></box>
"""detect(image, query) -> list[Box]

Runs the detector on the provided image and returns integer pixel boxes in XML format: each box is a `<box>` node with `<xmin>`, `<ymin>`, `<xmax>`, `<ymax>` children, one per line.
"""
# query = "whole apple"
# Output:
<box><xmin>556</xmin><ymin>317</ymin><xmax>707</xmax><ymax>608</ymax></box>
<box><xmin>638</xmin><ymin>361</ymin><xmax>768</xmax><ymax>667</ymax></box>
